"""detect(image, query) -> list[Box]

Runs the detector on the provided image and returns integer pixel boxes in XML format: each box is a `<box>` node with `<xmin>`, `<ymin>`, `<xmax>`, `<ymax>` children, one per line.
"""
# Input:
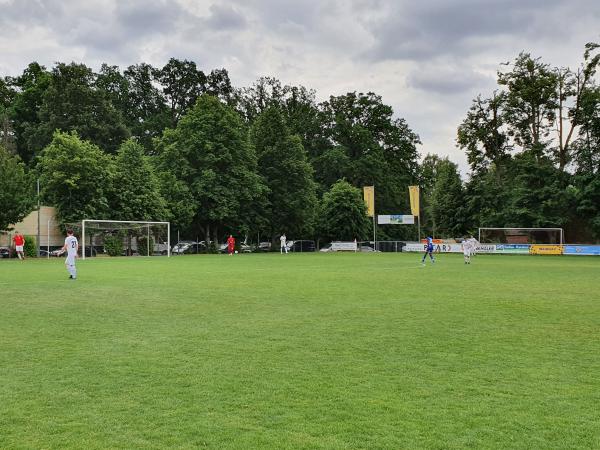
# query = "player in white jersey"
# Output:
<box><xmin>280</xmin><ymin>234</ymin><xmax>288</xmax><ymax>254</ymax></box>
<box><xmin>462</xmin><ymin>238</ymin><xmax>473</xmax><ymax>264</ymax></box>
<box><xmin>59</xmin><ymin>229</ymin><xmax>79</xmax><ymax>279</ymax></box>
<box><xmin>468</xmin><ymin>236</ymin><xmax>479</xmax><ymax>257</ymax></box>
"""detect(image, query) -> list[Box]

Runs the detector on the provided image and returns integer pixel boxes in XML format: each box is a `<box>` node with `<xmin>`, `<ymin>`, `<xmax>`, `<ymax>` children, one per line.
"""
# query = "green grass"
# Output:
<box><xmin>1</xmin><ymin>253</ymin><xmax>599</xmax><ymax>449</ymax></box>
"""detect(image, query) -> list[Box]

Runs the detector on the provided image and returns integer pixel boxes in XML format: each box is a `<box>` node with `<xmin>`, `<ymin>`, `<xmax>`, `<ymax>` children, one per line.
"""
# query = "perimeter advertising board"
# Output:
<box><xmin>529</xmin><ymin>245</ymin><xmax>563</xmax><ymax>255</ymax></box>
<box><xmin>563</xmin><ymin>245</ymin><xmax>600</xmax><ymax>256</ymax></box>
<box><xmin>495</xmin><ymin>244</ymin><xmax>530</xmax><ymax>254</ymax></box>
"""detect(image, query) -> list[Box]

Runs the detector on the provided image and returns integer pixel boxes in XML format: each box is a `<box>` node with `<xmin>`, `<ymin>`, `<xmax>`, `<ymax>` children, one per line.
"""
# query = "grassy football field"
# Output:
<box><xmin>1</xmin><ymin>252</ymin><xmax>599</xmax><ymax>449</ymax></box>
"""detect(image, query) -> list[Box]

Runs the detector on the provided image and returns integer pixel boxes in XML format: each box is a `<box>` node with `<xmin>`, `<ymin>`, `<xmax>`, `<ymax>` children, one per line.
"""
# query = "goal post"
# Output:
<box><xmin>478</xmin><ymin>227</ymin><xmax>564</xmax><ymax>245</ymax></box>
<box><xmin>81</xmin><ymin>220</ymin><xmax>170</xmax><ymax>260</ymax></box>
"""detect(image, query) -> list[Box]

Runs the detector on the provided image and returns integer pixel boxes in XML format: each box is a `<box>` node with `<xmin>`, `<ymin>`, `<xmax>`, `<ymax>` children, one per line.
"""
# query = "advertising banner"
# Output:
<box><xmin>404</xmin><ymin>243</ymin><xmax>463</xmax><ymax>253</ymax></box>
<box><xmin>331</xmin><ymin>241</ymin><xmax>358</xmax><ymax>252</ymax></box>
<box><xmin>495</xmin><ymin>244</ymin><xmax>530</xmax><ymax>254</ymax></box>
<box><xmin>378</xmin><ymin>215</ymin><xmax>415</xmax><ymax>225</ymax></box>
<box><xmin>474</xmin><ymin>244</ymin><xmax>496</xmax><ymax>253</ymax></box>
<box><xmin>563</xmin><ymin>245</ymin><xmax>600</xmax><ymax>256</ymax></box>
<box><xmin>408</xmin><ymin>186</ymin><xmax>420</xmax><ymax>217</ymax></box>
<box><xmin>404</xmin><ymin>243</ymin><xmax>426</xmax><ymax>252</ymax></box>
<box><xmin>363</xmin><ymin>186</ymin><xmax>375</xmax><ymax>217</ymax></box>
<box><xmin>529</xmin><ymin>245</ymin><xmax>563</xmax><ymax>255</ymax></box>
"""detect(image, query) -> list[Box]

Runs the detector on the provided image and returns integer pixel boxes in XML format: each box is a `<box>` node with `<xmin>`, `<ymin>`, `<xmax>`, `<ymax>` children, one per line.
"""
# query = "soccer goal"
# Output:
<box><xmin>478</xmin><ymin>228</ymin><xmax>564</xmax><ymax>245</ymax></box>
<box><xmin>79</xmin><ymin>220</ymin><xmax>170</xmax><ymax>260</ymax></box>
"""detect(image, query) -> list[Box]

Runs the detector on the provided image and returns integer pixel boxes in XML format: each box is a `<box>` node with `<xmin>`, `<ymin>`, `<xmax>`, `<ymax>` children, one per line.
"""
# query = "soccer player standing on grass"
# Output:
<box><xmin>13</xmin><ymin>231</ymin><xmax>25</xmax><ymax>260</ymax></box>
<box><xmin>421</xmin><ymin>236</ymin><xmax>435</xmax><ymax>265</ymax></box>
<box><xmin>58</xmin><ymin>229</ymin><xmax>78</xmax><ymax>279</ymax></box>
<box><xmin>462</xmin><ymin>238</ymin><xmax>472</xmax><ymax>264</ymax></box>
<box><xmin>280</xmin><ymin>234</ymin><xmax>288</xmax><ymax>254</ymax></box>
<box><xmin>227</xmin><ymin>235</ymin><xmax>235</xmax><ymax>256</ymax></box>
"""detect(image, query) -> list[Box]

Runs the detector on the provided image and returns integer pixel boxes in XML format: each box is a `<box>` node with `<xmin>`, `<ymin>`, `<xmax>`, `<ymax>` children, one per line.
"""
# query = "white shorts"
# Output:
<box><xmin>463</xmin><ymin>249</ymin><xmax>471</xmax><ymax>256</ymax></box>
<box><xmin>65</xmin><ymin>255</ymin><xmax>76</xmax><ymax>266</ymax></box>
<box><xmin>16</xmin><ymin>245</ymin><xmax>24</xmax><ymax>252</ymax></box>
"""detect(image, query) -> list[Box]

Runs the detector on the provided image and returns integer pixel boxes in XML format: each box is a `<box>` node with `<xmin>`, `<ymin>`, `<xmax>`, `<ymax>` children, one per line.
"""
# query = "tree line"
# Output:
<box><xmin>1</xmin><ymin>43</ymin><xmax>599</xmax><ymax>245</ymax></box>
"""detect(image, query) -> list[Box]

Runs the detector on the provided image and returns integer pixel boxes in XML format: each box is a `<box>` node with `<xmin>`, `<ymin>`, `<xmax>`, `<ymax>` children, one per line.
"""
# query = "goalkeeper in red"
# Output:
<box><xmin>227</xmin><ymin>235</ymin><xmax>235</xmax><ymax>256</ymax></box>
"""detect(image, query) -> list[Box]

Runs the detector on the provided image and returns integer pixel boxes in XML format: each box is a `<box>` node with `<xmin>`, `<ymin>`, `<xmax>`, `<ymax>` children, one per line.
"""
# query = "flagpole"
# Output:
<box><xmin>373</xmin><ymin>186</ymin><xmax>376</xmax><ymax>250</ymax></box>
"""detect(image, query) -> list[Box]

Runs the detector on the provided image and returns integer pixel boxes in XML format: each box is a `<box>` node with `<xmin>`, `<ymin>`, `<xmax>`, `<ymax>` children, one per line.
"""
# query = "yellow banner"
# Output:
<box><xmin>409</xmin><ymin>186</ymin><xmax>420</xmax><ymax>217</ymax></box>
<box><xmin>363</xmin><ymin>186</ymin><xmax>375</xmax><ymax>217</ymax></box>
<box><xmin>529</xmin><ymin>245</ymin><xmax>563</xmax><ymax>255</ymax></box>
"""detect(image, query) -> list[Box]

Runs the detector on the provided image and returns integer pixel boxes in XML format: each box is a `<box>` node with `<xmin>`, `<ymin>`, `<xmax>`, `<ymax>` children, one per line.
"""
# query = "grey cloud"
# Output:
<box><xmin>115</xmin><ymin>0</ymin><xmax>185</xmax><ymax>38</ymax></box>
<box><xmin>363</xmin><ymin>0</ymin><xmax>569</xmax><ymax>62</ymax></box>
<box><xmin>204</xmin><ymin>4</ymin><xmax>247</xmax><ymax>30</ymax></box>
<box><xmin>406</xmin><ymin>65</ymin><xmax>493</xmax><ymax>95</ymax></box>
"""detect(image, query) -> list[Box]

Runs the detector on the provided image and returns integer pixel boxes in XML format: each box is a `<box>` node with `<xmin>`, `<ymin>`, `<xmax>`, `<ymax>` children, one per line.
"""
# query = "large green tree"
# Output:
<box><xmin>250</xmin><ymin>106</ymin><xmax>317</xmax><ymax>239</ymax></box>
<box><xmin>318</xmin><ymin>180</ymin><xmax>370</xmax><ymax>243</ymax></box>
<box><xmin>317</xmin><ymin>92</ymin><xmax>420</xmax><ymax>215</ymax></box>
<box><xmin>111</xmin><ymin>139</ymin><xmax>168</xmax><ymax>221</ymax></box>
<box><xmin>6</xmin><ymin>62</ymin><xmax>51</xmax><ymax>164</ymax></box>
<box><xmin>0</xmin><ymin>78</ymin><xmax>16</xmax><ymax>153</ymax></box>
<box><xmin>37</xmin><ymin>131</ymin><xmax>114</xmax><ymax>225</ymax></box>
<box><xmin>0</xmin><ymin>145</ymin><xmax>34</xmax><ymax>231</ymax></box>
<box><xmin>428</xmin><ymin>159</ymin><xmax>465</xmax><ymax>237</ymax></box>
<box><xmin>154</xmin><ymin>58</ymin><xmax>207</xmax><ymax>127</ymax></box>
<box><xmin>156</xmin><ymin>95</ymin><xmax>267</xmax><ymax>243</ymax></box>
<box><xmin>121</xmin><ymin>63</ymin><xmax>171</xmax><ymax>152</ymax></box>
<box><xmin>31</xmin><ymin>63</ymin><xmax>130</xmax><ymax>155</ymax></box>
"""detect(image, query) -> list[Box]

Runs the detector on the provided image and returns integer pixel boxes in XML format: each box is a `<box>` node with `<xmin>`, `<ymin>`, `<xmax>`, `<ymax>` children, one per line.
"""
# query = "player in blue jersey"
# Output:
<box><xmin>421</xmin><ymin>236</ymin><xmax>435</xmax><ymax>265</ymax></box>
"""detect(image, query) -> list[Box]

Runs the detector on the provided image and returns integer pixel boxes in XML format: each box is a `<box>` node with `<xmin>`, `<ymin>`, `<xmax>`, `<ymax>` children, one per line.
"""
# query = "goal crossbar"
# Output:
<box><xmin>81</xmin><ymin>219</ymin><xmax>170</xmax><ymax>260</ymax></box>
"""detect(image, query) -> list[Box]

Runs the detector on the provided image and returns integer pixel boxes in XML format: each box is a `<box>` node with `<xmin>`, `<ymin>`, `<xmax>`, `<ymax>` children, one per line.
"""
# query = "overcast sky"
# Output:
<box><xmin>1</xmin><ymin>0</ymin><xmax>599</xmax><ymax>172</ymax></box>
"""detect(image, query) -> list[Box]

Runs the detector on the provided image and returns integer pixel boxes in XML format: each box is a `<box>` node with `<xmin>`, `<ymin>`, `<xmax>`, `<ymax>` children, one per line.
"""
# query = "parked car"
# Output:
<box><xmin>287</xmin><ymin>240</ymin><xmax>316</xmax><ymax>252</ymax></box>
<box><xmin>257</xmin><ymin>241</ymin><xmax>272</xmax><ymax>252</ymax></box>
<box><xmin>172</xmin><ymin>241</ymin><xmax>196</xmax><ymax>255</ymax></box>
<box><xmin>172</xmin><ymin>241</ymin><xmax>206</xmax><ymax>255</ymax></box>
<box><xmin>0</xmin><ymin>246</ymin><xmax>10</xmax><ymax>258</ymax></box>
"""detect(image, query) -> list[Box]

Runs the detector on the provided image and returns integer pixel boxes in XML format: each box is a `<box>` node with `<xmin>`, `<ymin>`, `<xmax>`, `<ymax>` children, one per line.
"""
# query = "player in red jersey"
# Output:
<box><xmin>13</xmin><ymin>231</ymin><xmax>25</xmax><ymax>260</ymax></box>
<box><xmin>227</xmin><ymin>235</ymin><xmax>235</xmax><ymax>256</ymax></box>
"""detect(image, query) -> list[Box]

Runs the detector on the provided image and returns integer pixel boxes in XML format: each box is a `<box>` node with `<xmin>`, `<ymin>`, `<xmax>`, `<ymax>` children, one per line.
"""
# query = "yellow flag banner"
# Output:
<box><xmin>409</xmin><ymin>186</ymin><xmax>420</xmax><ymax>217</ymax></box>
<box><xmin>363</xmin><ymin>186</ymin><xmax>375</xmax><ymax>217</ymax></box>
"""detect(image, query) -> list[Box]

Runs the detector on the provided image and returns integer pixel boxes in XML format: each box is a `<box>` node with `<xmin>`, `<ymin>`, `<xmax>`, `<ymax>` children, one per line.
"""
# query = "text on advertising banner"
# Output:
<box><xmin>529</xmin><ymin>245</ymin><xmax>563</xmax><ymax>255</ymax></box>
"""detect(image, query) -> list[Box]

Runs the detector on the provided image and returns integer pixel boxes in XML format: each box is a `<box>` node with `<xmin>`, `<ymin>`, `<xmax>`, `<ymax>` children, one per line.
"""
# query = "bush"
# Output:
<box><xmin>24</xmin><ymin>235</ymin><xmax>37</xmax><ymax>258</ymax></box>
<box><xmin>137</xmin><ymin>236</ymin><xmax>155</xmax><ymax>256</ymax></box>
<box><xmin>104</xmin><ymin>234</ymin><xmax>123</xmax><ymax>257</ymax></box>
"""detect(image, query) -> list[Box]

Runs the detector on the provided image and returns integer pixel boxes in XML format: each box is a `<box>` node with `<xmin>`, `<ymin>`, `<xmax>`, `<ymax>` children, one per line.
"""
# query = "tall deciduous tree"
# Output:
<box><xmin>0</xmin><ymin>78</ymin><xmax>16</xmax><ymax>153</ymax></box>
<box><xmin>7</xmin><ymin>62</ymin><xmax>51</xmax><ymax>164</ymax></box>
<box><xmin>122</xmin><ymin>63</ymin><xmax>171</xmax><ymax>152</ymax></box>
<box><xmin>37</xmin><ymin>131</ymin><xmax>114</xmax><ymax>225</ymax></box>
<box><xmin>428</xmin><ymin>159</ymin><xmax>465</xmax><ymax>237</ymax></box>
<box><xmin>111</xmin><ymin>139</ymin><xmax>168</xmax><ymax>221</ymax></box>
<box><xmin>154</xmin><ymin>58</ymin><xmax>207</xmax><ymax>127</ymax></box>
<box><xmin>318</xmin><ymin>180</ymin><xmax>370</xmax><ymax>242</ymax></box>
<box><xmin>0</xmin><ymin>145</ymin><xmax>33</xmax><ymax>231</ymax></box>
<box><xmin>497</xmin><ymin>53</ymin><xmax>558</xmax><ymax>159</ymax></box>
<box><xmin>457</xmin><ymin>92</ymin><xmax>510</xmax><ymax>174</ymax></box>
<box><xmin>318</xmin><ymin>92</ymin><xmax>420</xmax><ymax>214</ymax></box>
<box><xmin>250</xmin><ymin>106</ymin><xmax>317</xmax><ymax>239</ymax></box>
<box><xmin>156</xmin><ymin>95</ymin><xmax>266</xmax><ymax>243</ymax></box>
<box><xmin>32</xmin><ymin>63</ymin><xmax>130</xmax><ymax>155</ymax></box>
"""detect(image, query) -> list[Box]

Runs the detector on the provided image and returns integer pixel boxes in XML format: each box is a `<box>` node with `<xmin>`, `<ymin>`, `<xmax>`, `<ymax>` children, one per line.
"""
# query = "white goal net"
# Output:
<box><xmin>478</xmin><ymin>228</ymin><xmax>564</xmax><ymax>245</ymax></box>
<box><xmin>78</xmin><ymin>220</ymin><xmax>170</xmax><ymax>259</ymax></box>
